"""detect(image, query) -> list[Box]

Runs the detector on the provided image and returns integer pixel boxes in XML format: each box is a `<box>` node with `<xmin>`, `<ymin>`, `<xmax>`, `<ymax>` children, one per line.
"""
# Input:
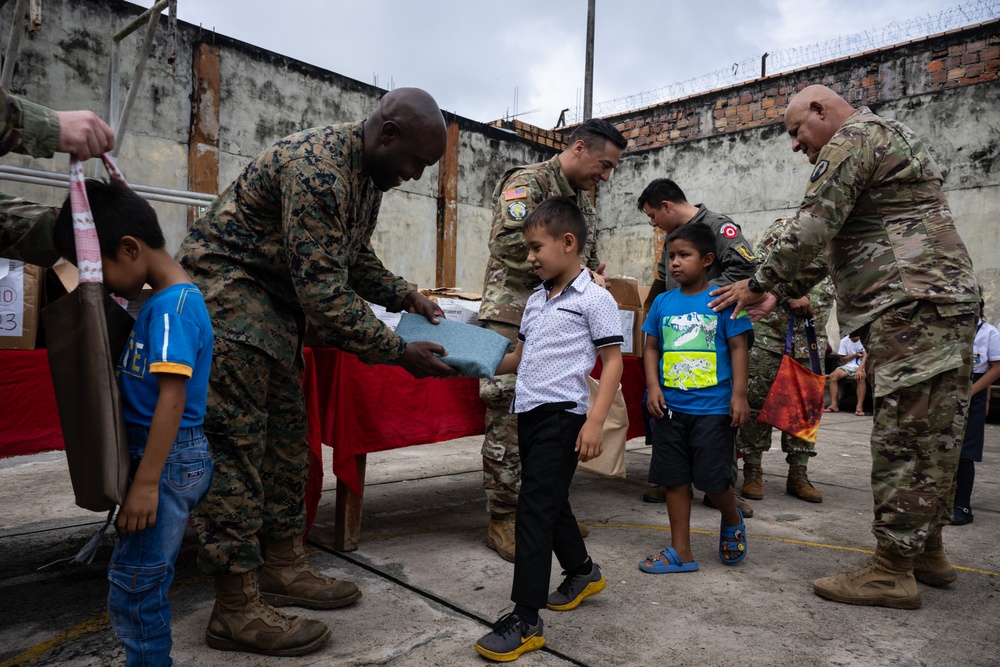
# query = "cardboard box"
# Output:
<box><xmin>420</xmin><ymin>287</ymin><xmax>482</xmax><ymax>327</ymax></box>
<box><xmin>0</xmin><ymin>260</ymin><xmax>45</xmax><ymax>350</ymax></box>
<box><xmin>605</xmin><ymin>276</ymin><xmax>643</xmax><ymax>357</ymax></box>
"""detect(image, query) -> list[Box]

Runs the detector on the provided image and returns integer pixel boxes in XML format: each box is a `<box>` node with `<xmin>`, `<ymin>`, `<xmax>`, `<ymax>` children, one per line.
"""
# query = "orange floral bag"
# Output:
<box><xmin>758</xmin><ymin>317</ymin><xmax>827</xmax><ymax>444</ymax></box>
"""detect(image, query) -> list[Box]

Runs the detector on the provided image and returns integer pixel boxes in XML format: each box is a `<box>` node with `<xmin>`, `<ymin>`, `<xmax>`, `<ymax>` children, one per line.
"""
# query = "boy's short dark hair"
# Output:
<box><xmin>568</xmin><ymin>118</ymin><xmax>627</xmax><ymax>151</ymax></box>
<box><xmin>667</xmin><ymin>222</ymin><xmax>715</xmax><ymax>262</ymax></box>
<box><xmin>523</xmin><ymin>197</ymin><xmax>588</xmax><ymax>253</ymax></box>
<box><xmin>636</xmin><ymin>178</ymin><xmax>687</xmax><ymax>211</ymax></box>
<box><xmin>54</xmin><ymin>179</ymin><xmax>164</xmax><ymax>260</ymax></box>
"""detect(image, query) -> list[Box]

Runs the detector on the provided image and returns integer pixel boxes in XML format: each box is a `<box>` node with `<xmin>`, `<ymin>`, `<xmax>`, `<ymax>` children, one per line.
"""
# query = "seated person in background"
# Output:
<box><xmin>53</xmin><ymin>179</ymin><xmax>214</xmax><ymax>667</ymax></box>
<box><xmin>475</xmin><ymin>198</ymin><xmax>623</xmax><ymax>662</ymax></box>
<box><xmin>639</xmin><ymin>222</ymin><xmax>751</xmax><ymax>575</ymax></box>
<box><xmin>825</xmin><ymin>333</ymin><xmax>867</xmax><ymax>415</ymax></box>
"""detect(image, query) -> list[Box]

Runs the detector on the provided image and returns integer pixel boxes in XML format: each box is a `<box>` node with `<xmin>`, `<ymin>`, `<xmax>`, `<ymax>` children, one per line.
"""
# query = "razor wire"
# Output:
<box><xmin>571</xmin><ymin>0</ymin><xmax>999</xmax><ymax>123</ymax></box>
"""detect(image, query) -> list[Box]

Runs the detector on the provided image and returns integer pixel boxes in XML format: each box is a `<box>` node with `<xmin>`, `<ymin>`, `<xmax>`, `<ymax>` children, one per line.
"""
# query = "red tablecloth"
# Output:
<box><xmin>306</xmin><ymin>347</ymin><xmax>486</xmax><ymax>496</ymax></box>
<box><xmin>594</xmin><ymin>354</ymin><xmax>647</xmax><ymax>442</ymax></box>
<box><xmin>303</xmin><ymin>349</ymin><xmax>648</xmax><ymax>497</ymax></box>
<box><xmin>0</xmin><ymin>349</ymin><xmax>64</xmax><ymax>457</ymax></box>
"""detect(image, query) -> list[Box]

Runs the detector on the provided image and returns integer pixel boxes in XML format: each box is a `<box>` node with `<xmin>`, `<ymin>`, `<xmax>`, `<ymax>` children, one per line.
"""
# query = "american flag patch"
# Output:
<box><xmin>503</xmin><ymin>187</ymin><xmax>527</xmax><ymax>201</ymax></box>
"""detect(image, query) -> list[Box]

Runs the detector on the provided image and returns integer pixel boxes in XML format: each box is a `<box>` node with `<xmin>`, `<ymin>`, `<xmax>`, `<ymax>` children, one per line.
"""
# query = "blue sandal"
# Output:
<box><xmin>719</xmin><ymin>509</ymin><xmax>747</xmax><ymax>564</ymax></box>
<box><xmin>639</xmin><ymin>546</ymin><xmax>699</xmax><ymax>573</ymax></box>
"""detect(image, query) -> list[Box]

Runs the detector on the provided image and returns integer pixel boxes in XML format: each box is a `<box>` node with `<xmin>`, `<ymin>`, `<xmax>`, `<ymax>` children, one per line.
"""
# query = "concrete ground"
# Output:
<box><xmin>0</xmin><ymin>414</ymin><xmax>997</xmax><ymax>667</ymax></box>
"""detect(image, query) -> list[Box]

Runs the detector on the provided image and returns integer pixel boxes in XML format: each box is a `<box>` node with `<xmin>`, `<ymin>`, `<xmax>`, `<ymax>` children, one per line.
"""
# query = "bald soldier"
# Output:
<box><xmin>711</xmin><ymin>85</ymin><xmax>978</xmax><ymax>610</ymax></box>
<box><xmin>179</xmin><ymin>88</ymin><xmax>457</xmax><ymax>656</ymax></box>
<box><xmin>479</xmin><ymin>118</ymin><xmax>626</xmax><ymax>562</ymax></box>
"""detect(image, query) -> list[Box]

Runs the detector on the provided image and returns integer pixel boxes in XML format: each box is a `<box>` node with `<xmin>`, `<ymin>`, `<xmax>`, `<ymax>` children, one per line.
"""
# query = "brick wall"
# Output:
<box><xmin>487</xmin><ymin>118</ymin><xmax>568</xmax><ymax>150</ymax></box>
<box><xmin>508</xmin><ymin>19</ymin><xmax>998</xmax><ymax>153</ymax></box>
<box><xmin>610</xmin><ymin>19</ymin><xmax>999</xmax><ymax>151</ymax></box>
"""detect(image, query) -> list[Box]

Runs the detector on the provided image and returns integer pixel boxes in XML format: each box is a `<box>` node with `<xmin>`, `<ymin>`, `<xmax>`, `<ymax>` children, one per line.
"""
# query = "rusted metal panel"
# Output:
<box><xmin>187</xmin><ymin>42</ymin><xmax>220</xmax><ymax>226</ymax></box>
<box><xmin>435</xmin><ymin>121</ymin><xmax>460</xmax><ymax>288</ymax></box>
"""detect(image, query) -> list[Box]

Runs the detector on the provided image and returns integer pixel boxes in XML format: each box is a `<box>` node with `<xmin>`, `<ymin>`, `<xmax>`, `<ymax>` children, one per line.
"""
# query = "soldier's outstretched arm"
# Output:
<box><xmin>398</xmin><ymin>341</ymin><xmax>458</xmax><ymax>378</ymax></box>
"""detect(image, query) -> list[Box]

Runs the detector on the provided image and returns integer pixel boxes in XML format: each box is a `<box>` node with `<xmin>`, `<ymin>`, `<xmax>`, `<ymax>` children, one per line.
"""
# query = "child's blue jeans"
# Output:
<box><xmin>108</xmin><ymin>426</ymin><xmax>212</xmax><ymax>667</ymax></box>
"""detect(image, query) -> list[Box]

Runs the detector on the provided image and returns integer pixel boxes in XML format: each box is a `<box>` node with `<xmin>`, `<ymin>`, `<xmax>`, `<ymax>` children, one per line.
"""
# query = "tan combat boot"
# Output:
<box><xmin>913</xmin><ymin>529</ymin><xmax>957</xmax><ymax>587</ymax></box>
<box><xmin>206</xmin><ymin>571</ymin><xmax>331</xmax><ymax>656</ymax></box>
<box><xmin>259</xmin><ymin>535</ymin><xmax>362</xmax><ymax>609</ymax></box>
<box><xmin>486</xmin><ymin>514</ymin><xmax>516</xmax><ymax>562</ymax></box>
<box><xmin>786</xmin><ymin>464</ymin><xmax>823</xmax><ymax>503</ymax></box>
<box><xmin>813</xmin><ymin>546</ymin><xmax>921</xmax><ymax>609</ymax></box>
<box><xmin>741</xmin><ymin>463</ymin><xmax>764</xmax><ymax>500</ymax></box>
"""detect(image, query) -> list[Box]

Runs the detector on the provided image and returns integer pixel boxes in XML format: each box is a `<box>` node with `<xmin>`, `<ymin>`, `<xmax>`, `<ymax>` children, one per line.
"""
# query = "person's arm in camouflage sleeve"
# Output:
<box><xmin>756</xmin><ymin>132</ymin><xmax>871</xmax><ymax>301</ymax></box>
<box><xmin>0</xmin><ymin>89</ymin><xmax>59</xmax><ymax>158</ymax></box>
<box><xmin>347</xmin><ymin>240</ymin><xmax>414</xmax><ymax>313</ymax></box>
<box><xmin>0</xmin><ymin>194</ymin><xmax>62</xmax><ymax>265</ymax></box>
<box><xmin>0</xmin><ymin>88</ymin><xmax>113</xmax><ymax>160</ymax></box>
<box><xmin>283</xmin><ymin>161</ymin><xmax>409</xmax><ymax>365</ymax></box>
<box><xmin>487</xmin><ymin>172</ymin><xmax>544</xmax><ymax>277</ymax></box>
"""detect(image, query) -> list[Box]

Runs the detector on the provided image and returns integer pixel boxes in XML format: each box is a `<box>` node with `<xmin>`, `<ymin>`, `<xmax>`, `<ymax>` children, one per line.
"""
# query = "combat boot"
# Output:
<box><xmin>206</xmin><ymin>571</ymin><xmax>331</xmax><ymax>656</ymax></box>
<box><xmin>259</xmin><ymin>535</ymin><xmax>362</xmax><ymax>609</ymax></box>
<box><xmin>813</xmin><ymin>546</ymin><xmax>921</xmax><ymax>609</ymax></box>
<box><xmin>741</xmin><ymin>463</ymin><xmax>763</xmax><ymax>500</ymax></box>
<box><xmin>487</xmin><ymin>514</ymin><xmax>516</xmax><ymax>562</ymax></box>
<box><xmin>913</xmin><ymin>529</ymin><xmax>957</xmax><ymax>587</ymax></box>
<box><xmin>786</xmin><ymin>464</ymin><xmax>823</xmax><ymax>503</ymax></box>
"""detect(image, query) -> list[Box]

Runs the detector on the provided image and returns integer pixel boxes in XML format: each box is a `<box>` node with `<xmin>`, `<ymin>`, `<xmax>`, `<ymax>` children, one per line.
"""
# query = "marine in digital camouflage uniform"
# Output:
<box><xmin>478</xmin><ymin>118</ymin><xmax>626</xmax><ymax>561</ymax></box>
<box><xmin>178</xmin><ymin>88</ymin><xmax>456</xmax><ymax>655</ymax></box>
<box><xmin>737</xmin><ymin>217</ymin><xmax>835</xmax><ymax>503</ymax></box>
<box><xmin>714</xmin><ymin>85</ymin><xmax>978</xmax><ymax>609</ymax></box>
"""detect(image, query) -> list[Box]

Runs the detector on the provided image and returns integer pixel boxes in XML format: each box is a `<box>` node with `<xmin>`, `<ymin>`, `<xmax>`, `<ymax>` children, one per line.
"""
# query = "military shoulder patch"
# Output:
<box><xmin>735</xmin><ymin>242</ymin><xmax>756</xmax><ymax>261</ymax></box>
<box><xmin>810</xmin><ymin>160</ymin><xmax>829</xmax><ymax>182</ymax></box>
<box><xmin>504</xmin><ymin>187</ymin><xmax>527</xmax><ymax>201</ymax></box>
<box><xmin>507</xmin><ymin>201</ymin><xmax>528</xmax><ymax>220</ymax></box>
<box><xmin>720</xmin><ymin>223</ymin><xmax>739</xmax><ymax>239</ymax></box>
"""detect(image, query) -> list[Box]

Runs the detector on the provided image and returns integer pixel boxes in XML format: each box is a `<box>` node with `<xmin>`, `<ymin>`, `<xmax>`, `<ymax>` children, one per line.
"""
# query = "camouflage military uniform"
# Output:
<box><xmin>738</xmin><ymin>218</ymin><xmax>834</xmax><ymax>465</ymax></box>
<box><xmin>478</xmin><ymin>155</ymin><xmax>600</xmax><ymax>517</ymax></box>
<box><xmin>756</xmin><ymin>107</ymin><xmax>978</xmax><ymax>556</ymax></box>
<box><xmin>0</xmin><ymin>88</ymin><xmax>62</xmax><ymax>263</ymax></box>
<box><xmin>179</xmin><ymin>121</ymin><xmax>416</xmax><ymax>575</ymax></box>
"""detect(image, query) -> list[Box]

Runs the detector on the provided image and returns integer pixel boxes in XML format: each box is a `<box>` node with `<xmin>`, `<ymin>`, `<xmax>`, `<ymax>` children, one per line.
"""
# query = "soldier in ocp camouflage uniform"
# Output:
<box><xmin>479</xmin><ymin>118</ymin><xmax>626</xmax><ymax>562</ymax></box>
<box><xmin>178</xmin><ymin>88</ymin><xmax>458</xmax><ymax>657</ymax></box>
<box><xmin>737</xmin><ymin>217</ymin><xmax>834</xmax><ymax>504</ymax></box>
<box><xmin>0</xmin><ymin>87</ymin><xmax>114</xmax><ymax>261</ymax></box>
<box><xmin>711</xmin><ymin>85</ymin><xmax>978</xmax><ymax>610</ymax></box>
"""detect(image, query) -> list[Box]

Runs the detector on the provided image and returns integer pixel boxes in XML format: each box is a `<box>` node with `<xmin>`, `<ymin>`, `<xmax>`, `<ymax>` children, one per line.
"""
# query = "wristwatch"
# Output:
<box><xmin>747</xmin><ymin>276</ymin><xmax>765</xmax><ymax>294</ymax></box>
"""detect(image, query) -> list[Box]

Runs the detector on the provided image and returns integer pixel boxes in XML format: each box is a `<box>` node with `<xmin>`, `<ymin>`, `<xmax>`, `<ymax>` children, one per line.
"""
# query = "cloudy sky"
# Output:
<box><xmin>175</xmin><ymin>0</ymin><xmax>965</xmax><ymax>126</ymax></box>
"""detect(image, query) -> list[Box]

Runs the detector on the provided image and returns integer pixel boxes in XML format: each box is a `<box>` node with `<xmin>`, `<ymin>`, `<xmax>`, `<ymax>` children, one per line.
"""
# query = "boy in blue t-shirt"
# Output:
<box><xmin>638</xmin><ymin>222</ymin><xmax>752</xmax><ymax>574</ymax></box>
<box><xmin>55</xmin><ymin>179</ymin><xmax>214</xmax><ymax>666</ymax></box>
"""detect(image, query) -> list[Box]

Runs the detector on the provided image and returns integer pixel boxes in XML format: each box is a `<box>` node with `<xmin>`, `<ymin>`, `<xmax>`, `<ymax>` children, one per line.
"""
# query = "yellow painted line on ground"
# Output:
<box><xmin>593</xmin><ymin>522</ymin><xmax>1000</xmax><ymax>577</ymax></box>
<box><xmin>0</xmin><ymin>573</ymin><xmax>211</xmax><ymax>667</ymax></box>
<box><xmin>0</xmin><ymin>613</ymin><xmax>110</xmax><ymax>667</ymax></box>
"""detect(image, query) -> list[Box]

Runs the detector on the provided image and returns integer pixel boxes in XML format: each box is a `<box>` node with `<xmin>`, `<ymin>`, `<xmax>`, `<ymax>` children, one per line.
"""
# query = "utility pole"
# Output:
<box><xmin>583</xmin><ymin>0</ymin><xmax>595</xmax><ymax>121</ymax></box>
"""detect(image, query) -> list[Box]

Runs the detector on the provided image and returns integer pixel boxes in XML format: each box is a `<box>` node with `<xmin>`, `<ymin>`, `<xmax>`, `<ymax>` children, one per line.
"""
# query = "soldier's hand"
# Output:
<box><xmin>403</xmin><ymin>290</ymin><xmax>444</xmax><ymax>324</ymax></box>
<box><xmin>398</xmin><ymin>341</ymin><xmax>459</xmax><ymax>378</ymax></box>
<box><xmin>55</xmin><ymin>110</ymin><xmax>115</xmax><ymax>160</ymax></box>
<box><xmin>709</xmin><ymin>280</ymin><xmax>774</xmax><ymax>321</ymax></box>
<box><xmin>788</xmin><ymin>296</ymin><xmax>814</xmax><ymax>317</ymax></box>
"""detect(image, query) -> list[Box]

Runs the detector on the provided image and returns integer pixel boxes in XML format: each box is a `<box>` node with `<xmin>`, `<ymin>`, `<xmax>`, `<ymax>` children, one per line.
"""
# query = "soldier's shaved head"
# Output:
<box><xmin>784</xmin><ymin>84</ymin><xmax>856</xmax><ymax>164</ymax></box>
<box><xmin>364</xmin><ymin>87</ymin><xmax>447</xmax><ymax>192</ymax></box>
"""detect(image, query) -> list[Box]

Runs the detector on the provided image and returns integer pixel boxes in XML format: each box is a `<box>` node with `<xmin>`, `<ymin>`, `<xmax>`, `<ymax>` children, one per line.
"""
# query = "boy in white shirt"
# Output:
<box><xmin>825</xmin><ymin>333</ymin><xmax>868</xmax><ymax>415</ymax></box>
<box><xmin>475</xmin><ymin>197</ymin><xmax>623</xmax><ymax>662</ymax></box>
